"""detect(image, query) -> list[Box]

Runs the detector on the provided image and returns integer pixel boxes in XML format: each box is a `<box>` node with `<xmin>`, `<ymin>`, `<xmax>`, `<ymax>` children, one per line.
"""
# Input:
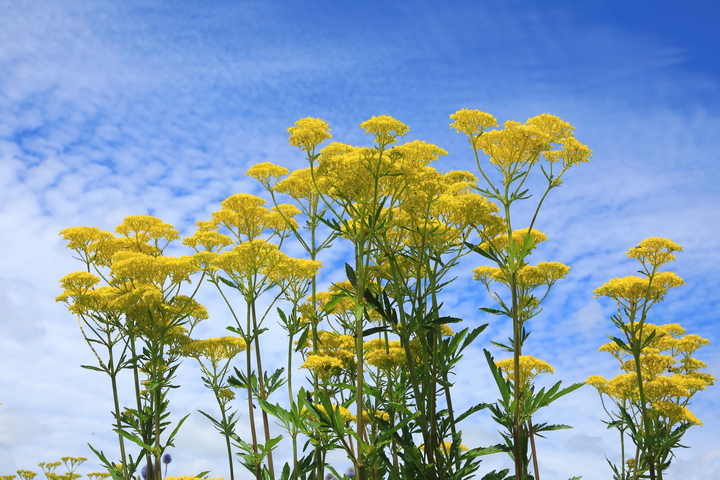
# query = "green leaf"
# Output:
<box><xmin>345</xmin><ymin>263</ymin><xmax>357</xmax><ymax>289</ymax></box>
<box><xmin>362</xmin><ymin>326</ymin><xmax>389</xmax><ymax>337</ymax></box>
<box><xmin>479</xmin><ymin>307</ymin><xmax>507</xmax><ymax>316</ymax></box>
<box><xmin>322</xmin><ymin>293</ymin><xmax>346</xmax><ymax>313</ymax></box>
<box><xmin>218</xmin><ymin>276</ymin><xmax>237</xmax><ymax>289</ymax></box>
<box><xmin>465</xmin><ymin>241</ymin><xmax>500</xmax><ymax>263</ymax></box>
<box><xmin>433</xmin><ymin>316</ymin><xmax>463</xmax><ymax>324</ymax></box>
<box><xmin>114</xmin><ymin>428</ymin><xmax>153</xmax><ymax>450</ymax></box>
<box><xmin>81</xmin><ymin>364</ymin><xmax>105</xmax><ymax>372</ymax></box>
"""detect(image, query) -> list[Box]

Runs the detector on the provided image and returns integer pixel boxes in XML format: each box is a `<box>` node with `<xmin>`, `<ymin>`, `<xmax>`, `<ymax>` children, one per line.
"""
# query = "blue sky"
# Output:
<box><xmin>1</xmin><ymin>0</ymin><xmax>719</xmax><ymax>478</ymax></box>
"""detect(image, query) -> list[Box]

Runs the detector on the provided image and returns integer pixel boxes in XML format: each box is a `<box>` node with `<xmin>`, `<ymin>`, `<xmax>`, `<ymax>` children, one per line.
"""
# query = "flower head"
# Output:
<box><xmin>449</xmin><ymin>109</ymin><xmax>498</xmax><ymax>138</ymax></box>
<box><xmin>288</xmin><ymin>117</ymin><xmax>332</xmax><ymax>153</ymax></box>
<box><xmin>359</xmin><ymin>115</ymin><xmax>409</xmax><ymax>145</ymax></box>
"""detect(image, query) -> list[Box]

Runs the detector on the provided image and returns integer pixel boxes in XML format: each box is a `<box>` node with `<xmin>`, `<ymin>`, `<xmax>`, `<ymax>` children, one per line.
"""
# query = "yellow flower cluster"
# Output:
<box><xmin>479</xmin><ymin>228</ymin><xmax>548</xmax><ymax>254</ymax></box>
<box><xmin>310</xmin><ymin>403</ymin><xmax>356</xmax><ymax>423</ymax></box>
<box><xmin>58</xmin><ymin>216</ymin><xmax>209</xmax><ymax>340</ymax></box>
<box><xmin>588</xmin><ymin>322</ymin><xmax>714</xmax><ymax>426</ymax></box>
<box><xmin>449</xmin><ymin>108</ymin><xmax>499</xmax><ymax>137</ymax></box>
<box><xmin>359</xmin><ymin>115</ymin><xmax>410</xmax><ymax>145</ymax></box>
<box><xmin>299</xmin><ymin>354</ymin><xmax>344</xmax><ymax>380</ymax></box>
<box><xmin>594</xmin><ymin>272</ymin><xmax>685</xmax><ymax>303</ymax></box>
<box><xmin>495</xmin><ymin>355</ymin><xmax>554</xmax><ymax>386</ymax></box>
<box><xmin>626</xmin><ymin>237</ymin><xmax>682</xmax><ymax>267</ymax></box>
<box><xmin>288</xmin><ymin>117</ymin><xmax>332</xmax><ymax>152</ymax></box>
<box><xmin>472</xmin><ymin>261</ymin><xmax>569</xmax><ymax>289</ymax></box>
<box><xmin>211</xmin><ymin>194</ymin><xmax>298</xmax><ymax>240</ymax></box>
<box><xmin>182</xmin><ymin>336</ymin><xmax>247</xmax><ymax>366</ymax></box>
<box><xmin>452</xmin><ymin>111</ymin><xmax>592</xmax><ymax>169</ymax></box>
<box><xmin>363</xmin><ymin>338</ymin><xmax>405</xmax><ymax>371</ymax></box>
<box><xmin>245</xmin><ymin>162</ymin><xmax>290</xmax><ymax>189</ymax></box>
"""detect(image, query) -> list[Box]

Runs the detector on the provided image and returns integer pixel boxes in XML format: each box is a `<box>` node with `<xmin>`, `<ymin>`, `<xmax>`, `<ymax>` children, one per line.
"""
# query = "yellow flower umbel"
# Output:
<box><xmin>495</xmin><ymin>356</ymin><xmax>554</xmax><ymax>387</ymax></box>
<box><xmin>589</xmin><ymin>238</ymin><xmax>713</xmax><ymax>479</ymax></box>
<box><xmin>288</xmin><ymin>117</ymin><xmax>332</xmax><ymax>153</ymax></box>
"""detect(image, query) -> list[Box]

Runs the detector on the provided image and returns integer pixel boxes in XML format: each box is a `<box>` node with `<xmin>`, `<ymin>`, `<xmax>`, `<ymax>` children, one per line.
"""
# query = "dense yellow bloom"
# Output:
<box><xmin>480</xmin><ymin>228</ymin><xmax>548</xmax><ymax>253</ymax></box>
<box><xmin>212</xmin><ymin>239</ymin><xmax>281</xmax><ymax>283</ymax></box>
<box><xmin>525</xmin><ymin>113</ymin><xmax>575</xmax><ymax>141</ymax></box>
<box><xmin>676</xmin><ymin>334</ymin><xmax>711</xmax><ymax>355</ymax></box>
<box><xmin>245</xmin><ymin>162</ymin><xmax>289</xmax><ymax>188</ymax></box>
<box><xmin>495</xmin><ymin>355</ymin><xmax>553</xmax><ymax>386</ymax></box>
<box><xmin>364</xmin><ymin>339</ymin><xmax>405</xmax><ymax>370</ymax></box>
<box><xmin>310</xmin><ymin>403</ymin><xmax>356</xmax><ymax>423</ymax></box>
<box><xmin>449</xmin><ymin>109</ymin><xmax>499</xmax><ymax>137</ymax></box>
<box><xmin>267</xmin><ymin>256</ymin><xmax>322</xmax><ymax>300</ymax></box>
<box><xmin>212</xmin><ymin>194</ymin><xmax>287</xmax><ymax>239</ymax></box>
<box><xmin>16</xmin><ymin>472</ymin><xmax>38</xmax><ymax>480</ymax></box>
<box><xmin>626</xmin><ymin>237</ymin><xmax>682</xmax><ymax>267</ymax></box>
<box><xmin>111</xmin><ymin>251</ymin><xmax>197</xmax><ymax>286</ymax></box>
<box><xmin>391</xmin><ymin>140</ymin><xmax>447</xmax><ymax>170</ymax></box>
<box><xmin>274</xmin><ymin>167</ymin><xmax>327</xmax><ymax>200</ymax></box>
<box><xmin>594</xmin><ymin>273</ymin><xmax>684</xmax><ymax>302</ymax></box>
<box><xmin>183</xmin><ymin>229</ymin><xmax>233</xmax><ymax>253</ymax></box>
<box><xmin>57</xmin><ymin>271</ymin><xmax>100</xmax><ymax>301</ymax></box>
<box><xmin>471</xmin><ymin>265</ymin><xmax>503</xmax><ymax>285</ymax></box>
<box><xmin>651</xmin><ymin>400</ymin><xmax>702</xmax><ymax>425</ymax></box>
<box><xmin>299</xmin><ymin>354</ymin><xmax>344</xmax><ymax>379</ymax></box>
<box><xmin>359</xmin><ymin>115</ymin><xmax>409</xmax><ymax>145</ymax></box>
<box><xmin>288</xmin><ymin>117</ymin><xmax>332</xmax><ymax>152</ymax></box>
<box><xmin>59</xmin><ymin>226</ymin><xmax>114</xmax><ymax>256</ymax></box>
<box><xmin>419</xmin><ymin>441</ymin><xmax>469</xmax><ymax>454</ymax></box>
<box><xmin>542</xmin><ymin>136</ymin><xmax>592</xmax><ymax>166</ymax></box>
<box><xmin>86</xmin><ymin>474</ymin><xmax>111</xmax><ymax>480</ymax></box>
<box><xmin>115</xmin><ymin>215</ymin><xmax>179</xmax><ymax>245</ymax></box>
<box><xmin>183</xmin><ymin>336</ymin><xmax>247</xmax><ymax>366</ymax></box>
<box><xmin>475</xmin><ymin>120</ymin><xmax>552</xmax><ymax>167</ymax></box>
<box><xmin>433</xmin><ymin>191</ymin><xmax>499</xmax><ymax>230</ymax></box>
<box><xmin>315</xmin><ymin>330</ymin><xmax>356</xmax><ymax>365</ymax></box>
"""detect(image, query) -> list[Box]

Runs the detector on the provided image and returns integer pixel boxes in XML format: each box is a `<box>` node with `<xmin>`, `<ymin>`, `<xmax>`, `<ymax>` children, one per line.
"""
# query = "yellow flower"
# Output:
<box><xmin>626</xmin><ymin>237</ymin><xmax>682</xmax><ymax>267</ymax></box>
<box><xmin>56</xmin><ymin>271</ymin><xmax>101</xmax><ymax>302</ymax></box>
<box><xmin>475</xmin><ymin>120</ymin><xmax>552</xmax><ymax>168</ymax></box>
<box><xmin>450</xmin><ymin>108</ymin><xmax>499</xmax><ymax>137</ymax></box>
<box><xmin>419</xmin><ymin>441</ymin><xmax>469</xmax><ymax>455</ymax></box>
<box><xmin>183</xmin><ymin>336</ymin><xmax>247</xmax><ymax>366</ymax></box>
<box><xmin>300</xmin><ymin>355</ymin><xmax>344</xmax><ymax>380</ymax></box>
<box><xmin>275</xmin><ymin>168</ymin><xmax>326</xmax><ymax>200</ymax></box>
<box><xmin>542</xmin><ymin>136</ymin><xmax>592</xmax><ymax>166</ymax></box>
<box><xmin>594</xmin><ymin>273</ymin><xmax>684</xmax><ymax>302</ymax></box>
<box><xmin>111</xmin><ymin>251</ymin><xmax>197</xmax><ymax>287</ymax></box>
<box><xmin>676</xmin><ymin>334</ymin><xmax>711</xmax><ymax>355</ymax></box>
<box><xmin>364</xmin><ymin>339</ymin><xmax>405</xmax><ymax>370</ymax></box>
<box><xmin>310</xmin><ymin>403</ymin><xmax>356</xmax><ymax>423</ymax></box>
<box><xmin>212</xmin><ymin>239</ymin><xmax>281</xmax><ymax>285</ymax></box>
<box><xmin>245</xmin><ymin>162</ymin><xmax>289</xmax><ymax>188</ymax></box>
<box><xmin>471</xmin><ymin>265</ymin><xmax>503</xmax><ymax>286</ymax></box>
<box><xmin>59</xmin><ymin>227</ymin><xmax>114</xmax><ymax>257</ymax></box>
<box><xmin>495</xmin><ymin>355</ymin><xmax>554</xmax><ymax>386</ymax></box>
<box><xmin>526</xmin><ymin>113</ymin><xmax>575</xmax><ymax>141</ymax></box>
<box><xmin>480</xmin><ymin>228</ymin><xmax>548</xmax><ymax>254</ymax></box>
<box><xmin>183</xmin><ymin>230</ymin><xmax>233</xmax><ymax>253</ymax></box>
<box><xmin>651</xmin><ymin>400</ymin><xmax>702</xmax><ymax>425</ymax></box>
<box><xmin>288</xmin><ymin>117</ymin><xmax>332</xmax><ymax>152</ymax></box>
<box><xmin>586</xmin><ymin>375</ymin><xmax>608</xmax><ymax>390</ymax></box>
<box><xmin>267</xmin><ymin>256</ymin><xmax>323</xmax><ymax>299</ymax></box>
<box><xmin>390</xmin><ymin>140</ymin><xmax>447</xmax><ymax>170</ymax></box>
<box><xmin>359</xmin><ymin>115</ymin><xmax>409</xmax><ymax>145</ymax></box>
<box><xmin>115</xmin><ymin>215</ymin><xmax>179</xmax><ymax>245</ymax></box>
<box><xmin>16</xmin><ymin>472</ymin><xmax>39</xmax><ymax>480</ymax></box>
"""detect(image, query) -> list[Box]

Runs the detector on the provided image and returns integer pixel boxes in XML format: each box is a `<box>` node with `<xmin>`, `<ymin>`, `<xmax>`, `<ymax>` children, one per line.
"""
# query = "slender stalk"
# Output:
<box><xmin>250</xmin><ymin>299</ymin><xmax>276</xmax><ymax>477</ymax></box>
